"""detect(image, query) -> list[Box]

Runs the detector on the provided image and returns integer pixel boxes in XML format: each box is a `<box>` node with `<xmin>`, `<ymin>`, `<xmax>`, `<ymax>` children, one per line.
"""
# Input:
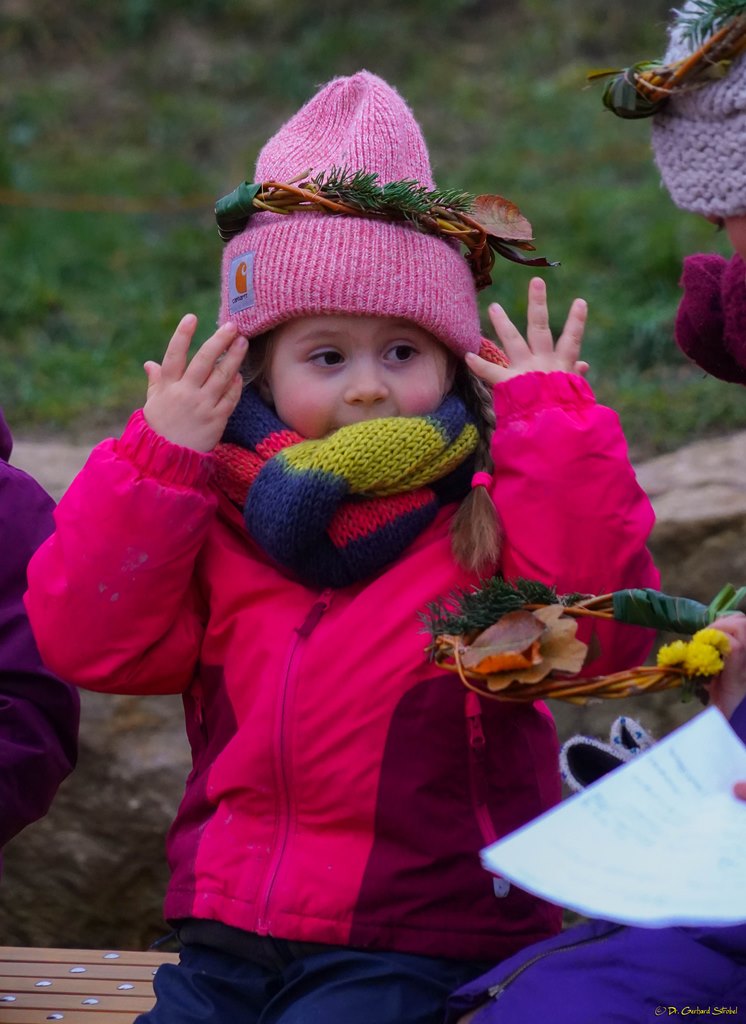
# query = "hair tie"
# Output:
<box><xmin>471</xmin><ymin>471</ymin><xmax>492</xmax><ymax>490</ymax></box>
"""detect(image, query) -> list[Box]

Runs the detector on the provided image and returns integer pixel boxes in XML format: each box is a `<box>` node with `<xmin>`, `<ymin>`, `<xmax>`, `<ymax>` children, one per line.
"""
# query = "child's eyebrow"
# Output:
<box><xmin>291</xmin><ymin>320</ymin><xmax>426</xmax><ymax>346</ymax></box>
<box><xmin>292</xmin><ymin>327</ymin><xmax>348</xmax><ymax>344</ymax></box>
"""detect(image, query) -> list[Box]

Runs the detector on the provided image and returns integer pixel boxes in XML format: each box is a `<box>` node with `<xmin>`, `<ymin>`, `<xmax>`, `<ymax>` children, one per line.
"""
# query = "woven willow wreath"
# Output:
<box><xmin>423</xmin><ymin>578</ymin><xmax>745</xmax><ymax>704</ymax></box>
<box><xmin>589</xmin><ymin>1</ymin><xmax>746</xmax><ymax>119</ymax></box>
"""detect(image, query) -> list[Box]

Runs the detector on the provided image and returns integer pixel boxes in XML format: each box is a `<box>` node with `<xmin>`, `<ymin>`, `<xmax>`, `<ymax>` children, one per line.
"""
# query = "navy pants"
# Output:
<box><xmin>136</xmin><ymin>941</ymin><xmax>489</xmax><ymax>1024</ymax></box>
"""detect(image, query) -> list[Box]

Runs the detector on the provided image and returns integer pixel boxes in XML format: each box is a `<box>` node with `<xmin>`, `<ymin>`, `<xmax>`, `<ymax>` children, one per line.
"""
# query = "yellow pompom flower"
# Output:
<box><xmin>683</xmin><ymin>643</ymin><xmax>723</xmax><ymax>676</ymax></box>
<box><xmin>684</xmin><ymin>630</ymin><xmax>730</xmax><ymax>677</ymax></box>
<box><xmin>656</xmin><ymin>639</ymin><xmax>689</xmax><ymax>668</ymax></box>
<box><xmin>691</xmin><ymin>627</ymin><xmax>732</xmax><ymax>656</ymax></box>
<box><xmin>656</xmin><ymin>628</ymin><xmax>730</xmax><ymax>677</ymax></box>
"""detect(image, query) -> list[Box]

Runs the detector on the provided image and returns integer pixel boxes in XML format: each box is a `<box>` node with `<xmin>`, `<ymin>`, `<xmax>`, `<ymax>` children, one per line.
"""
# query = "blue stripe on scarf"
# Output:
<box><xmin>224</xmin><ymin>386</ymin><xmax>286</xmax><ymax>448</ymax></box>
<box><xmin>245</xmin><ymin>457</ymin><xmax>348</xmax><ymax>564</ymax></box>
<box><xmin>424</xmin><ymin>393</ymin><xmax>470</xmax><ymax>446</ymax></box>
<box><xmin>273</xmin><ymin>498</ymin><xmax>440</xmax><ymax>588</ymax></box>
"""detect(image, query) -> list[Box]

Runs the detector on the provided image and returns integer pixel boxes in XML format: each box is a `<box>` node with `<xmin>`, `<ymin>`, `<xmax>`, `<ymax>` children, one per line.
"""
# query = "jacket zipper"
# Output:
<box><xmin>255</xmin><ymin>589</ymin><xmax>333</xmax><ymax>934</ymax></box>
<box><xmin>465</xmin><ymin>690</ymin><xmax>510</xmax><ymax>898</ymax></box>
<box><xmin>487</xmin><ymin>924</ymin><xmax>625</xmax><ymax>999</ymax></box>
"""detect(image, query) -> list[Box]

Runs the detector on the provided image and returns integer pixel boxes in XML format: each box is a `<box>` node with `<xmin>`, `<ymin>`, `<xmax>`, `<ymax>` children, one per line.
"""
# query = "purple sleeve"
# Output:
<box><xmin>0</xmin><ymin>461</ymin><xmax>79</xmax><ymax>849</ymax></box>
<box><xmin>730</xmin><ymin>695</ymin><xmax>746</xmax><ymax>745</ymax></box>
<box><xmin>675</xmin><ymin>252</ymin><xmax>746</xmax><ymax>385</ymax></box>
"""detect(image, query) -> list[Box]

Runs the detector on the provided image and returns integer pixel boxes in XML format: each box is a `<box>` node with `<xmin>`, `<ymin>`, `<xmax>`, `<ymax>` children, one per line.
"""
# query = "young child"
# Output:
<box><xmin>650</xmin><ymin>0</ymin><xmax>746</xmax><ymax>383</ymax></box>
<box><xmin>579</xmin><ymin>0</ymin><xmax>746</xmax><ymax>796</ymax></box>
<box><xmin>25</xmin><ymin>71</ymin><xmax>658</xmax><ymax>1024</ymax></box>
<box><xmin>0</xmin><ymin>408</ymin><xmax>79</xmax><ymax>865</ymax></box>
<box><xmin>647</xmin><ymin>0</ymin><xmax>746</xmax><ymax>800</ymax></box>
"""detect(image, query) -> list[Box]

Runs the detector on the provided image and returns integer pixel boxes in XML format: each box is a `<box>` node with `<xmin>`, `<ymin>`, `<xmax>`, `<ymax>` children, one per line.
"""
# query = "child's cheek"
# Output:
<box><xmin>404</xmin><ymin>377</ymin><xmax>451</xmax><ymax>416</ymax></box>
<box><xmin>284</xmin><ymin>398</ymin><xmax>331</xmax><ymax>439</ymax></box>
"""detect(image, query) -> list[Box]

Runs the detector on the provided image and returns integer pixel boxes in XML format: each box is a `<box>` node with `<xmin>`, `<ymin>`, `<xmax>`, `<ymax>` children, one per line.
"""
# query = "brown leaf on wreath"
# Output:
<box><xmin>472</xmin><ymin>195</ymin><xmax>534</xmax><ymax>242</ymax></box>
<box><xmin>461</xmin><ymin>610</ymin><xmax>545</xmax><ymax>675</ymax></box>
<box><xmin>480</xmin><ymin>605</ymin><xmax>589</xmax><ymax>692</ymax></box>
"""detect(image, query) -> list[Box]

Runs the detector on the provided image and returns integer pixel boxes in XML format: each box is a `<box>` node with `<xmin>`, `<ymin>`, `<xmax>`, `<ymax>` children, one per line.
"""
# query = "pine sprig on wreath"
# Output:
<box><xmin>678</xmin><ymin>0</ymin><xmax>746</xmax><ymax>44</ymax></box>
<box><xmin>310</xmin><ymin>167</ymin><xmax>474</xmax><ymax>218</ymax></box>
<box><xmin>421</xmin><ymin>575</ymin><xmax>589</xmax><ymax>643</ymax></box>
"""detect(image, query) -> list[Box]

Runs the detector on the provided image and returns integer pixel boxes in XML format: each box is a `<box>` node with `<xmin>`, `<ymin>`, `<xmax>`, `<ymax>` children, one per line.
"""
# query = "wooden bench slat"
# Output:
<box><xmin>0</xmin><ymin>966</ymin><xmax>166</xmax><ymax>981</ymax></box>
<box><xmin>0</xmin><ymin>949</ymin><xmax>178</xmax><ymax>967</ymax></box>
<box><xmin>0</xmin><ymin>978</ymin><xmax>155</xmax><ymax>996</ymax></box>
<box><xmin>0</xmin><ymin>993</ymin><xmax>154</xmax><ymax>1010</ymax></box>
<box><xmin>0</xmin><ymin>1012</ymin><xmax>142</xmax><ymax>1023</ymax></box>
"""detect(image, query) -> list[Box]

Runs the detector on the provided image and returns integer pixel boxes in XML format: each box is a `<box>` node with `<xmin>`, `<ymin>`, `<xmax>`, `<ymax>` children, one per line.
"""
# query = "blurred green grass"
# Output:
<box><xmin>1</xmin><ymin>0</ymin><xmax>743</xmax><ymax>455</ymax></box>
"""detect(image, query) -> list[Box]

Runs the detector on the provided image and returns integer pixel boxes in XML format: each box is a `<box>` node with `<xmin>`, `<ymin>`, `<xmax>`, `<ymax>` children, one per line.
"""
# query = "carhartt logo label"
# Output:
<box><xmin>229</xmin><ymin>252</ymin><xmax>255</xmax><ymax>312</ymax></box>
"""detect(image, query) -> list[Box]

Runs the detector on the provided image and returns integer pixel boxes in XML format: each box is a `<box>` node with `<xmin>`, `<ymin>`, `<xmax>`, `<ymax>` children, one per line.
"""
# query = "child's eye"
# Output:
<box><xmin>387</xmin><ymin>343</ymin><xmax>417</xmax><ymax>362</ymax></box>
<box><xmin>311</xmin><ymin>350</ymin><xmax>344</xmax><ymax>366</ymax></box>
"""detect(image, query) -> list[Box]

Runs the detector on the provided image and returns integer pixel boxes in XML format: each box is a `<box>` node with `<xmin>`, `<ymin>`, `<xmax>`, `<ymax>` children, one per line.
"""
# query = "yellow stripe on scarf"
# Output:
<box><xmin>282</xmin><ymin>416</ymin><xmax>479</xmax><ymax>496</ymax></box>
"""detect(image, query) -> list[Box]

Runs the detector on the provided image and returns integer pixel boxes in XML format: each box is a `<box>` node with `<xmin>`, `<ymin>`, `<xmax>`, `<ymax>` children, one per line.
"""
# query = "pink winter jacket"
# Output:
<box><xmin>25</xmin><ymin>372</ymin><xmax>658</xmax><ymax>964</ymax></box>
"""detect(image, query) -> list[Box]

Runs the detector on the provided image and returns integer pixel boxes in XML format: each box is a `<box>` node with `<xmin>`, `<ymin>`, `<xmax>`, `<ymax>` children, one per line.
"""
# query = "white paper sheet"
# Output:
<box><xmin>481</xmin><ymin>707</ymin><xmax>746</xmax><ymax>927</ymax></box>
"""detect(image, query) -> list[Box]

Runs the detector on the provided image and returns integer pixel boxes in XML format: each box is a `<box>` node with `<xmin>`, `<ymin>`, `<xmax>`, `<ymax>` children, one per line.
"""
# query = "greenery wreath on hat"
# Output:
<box><xmin>423</xmin><ymin>577</ymin><xmax>746</xmax><ymax>705</ymax></box>
<box><xmin>215</xmin><ymin>167</ymin><xmax>557</xmax><ymax>291</ymax></box>
<box><xmin>589</xmin><ymin>0</ymin><xmax>746</xmax><ymax>119</ymax></box>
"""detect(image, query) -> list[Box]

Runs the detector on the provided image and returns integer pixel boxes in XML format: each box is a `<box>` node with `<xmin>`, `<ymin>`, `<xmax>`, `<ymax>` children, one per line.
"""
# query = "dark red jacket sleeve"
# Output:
<box><xmin>0</xmin><ymin>421</ymin><xmax>79</xmax><ymax>850</ymax></box>
<box><xmin>675</xmin><ymin>252</ymin><xmax>746</xmax><ymax>385</ymax></box>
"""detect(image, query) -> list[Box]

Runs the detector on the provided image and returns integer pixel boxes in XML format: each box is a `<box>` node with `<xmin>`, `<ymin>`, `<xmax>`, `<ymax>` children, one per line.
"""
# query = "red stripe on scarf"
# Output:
<box><xmin>212</xmin><ymin>443</ymin><xmax>264</xmax><ymax>505</ymax></box>
<box><xmin>328</xmin><ymin>490</ymin><xmax>434</xmax><ymax>546</ymax></box>
<box><xmin>257</xmin><ymin>428</ymin><xmax>304</xmax><ymax>459</ymax></box>
<box><xmin>214</xmin><ymin>429</ymin><xmax>303</xmax><ymax>506</ymax></box>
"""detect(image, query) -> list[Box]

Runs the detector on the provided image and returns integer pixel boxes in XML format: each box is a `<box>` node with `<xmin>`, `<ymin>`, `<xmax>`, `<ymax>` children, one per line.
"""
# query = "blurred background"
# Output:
<box><xmin>2</xmin><ymin>0</ymin><xmax>745</xmax><ymax>455</ymax></box>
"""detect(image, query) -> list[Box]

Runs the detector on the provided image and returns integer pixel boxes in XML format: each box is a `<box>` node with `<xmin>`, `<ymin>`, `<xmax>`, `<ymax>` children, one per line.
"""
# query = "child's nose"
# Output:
<box><xmin>344</xmin><ymin>367</ymin><xmax>389</xmax><ymax>405</ymax></box>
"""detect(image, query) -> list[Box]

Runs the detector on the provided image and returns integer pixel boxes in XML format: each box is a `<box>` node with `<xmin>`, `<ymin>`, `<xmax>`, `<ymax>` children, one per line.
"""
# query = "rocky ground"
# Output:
<box><xmin>11</xmin><ymin>432</ymin><xmax>121</xmax><ymax>502</ymax></box>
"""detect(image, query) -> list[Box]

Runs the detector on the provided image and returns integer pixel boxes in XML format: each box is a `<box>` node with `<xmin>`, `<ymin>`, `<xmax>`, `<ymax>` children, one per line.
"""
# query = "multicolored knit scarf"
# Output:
<box><xmin>213</xmin><ymin>386</ymin><xmax>479</xmax><ymax>588</ymax></box>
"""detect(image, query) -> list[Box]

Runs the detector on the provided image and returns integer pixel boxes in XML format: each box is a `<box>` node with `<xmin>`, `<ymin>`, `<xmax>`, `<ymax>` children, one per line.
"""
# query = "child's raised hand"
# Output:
<box><xmin>466</xmin><ymin>277</ymin><xmax>589</xmax><ymax>386</ymax></box>
<box><xmin>143</xmin><ymin>315</ymin><xmax>247</xmax><ymax>452</ymax></box>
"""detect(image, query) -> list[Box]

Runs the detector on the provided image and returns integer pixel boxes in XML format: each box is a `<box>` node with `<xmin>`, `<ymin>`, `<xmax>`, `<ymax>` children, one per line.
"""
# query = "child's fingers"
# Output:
<box><xmin>184</xmin><ymin>322</ymin><xmax>240</xmax><ymax>386</ymax></box>
<box><xmin>160</xmin><ymin>314</ymin><xmax>198</xmax><ymax>383</ymax></box>
<box><xmin>734</xmin><ymin>781</ymin><xmax>746</xmax><ymax>801</ymax></box>
<box><xmin>143</xmin><ymin>361</ymin><xmax>162</xmax><ymax>393</ymax></box>
<box><xmin>465</xmin><ymin>350</ymin><xmax>509</xmax><ymax>386</ymax></box>
<box><xmin>487</xmin><ymin>303</ymin><xmax>528</xmax><ymax>363</ymax></box>
<box><xmin>710</xmin><ymin>613</ymin><xmax>746</xmax><ymax>646</ymax></box>
<box><xmin>555</xmin><ymin>298</ymin><xmax>588</xmax><ymax>368</ymax></box>
<box><xmin>215</xmin><ymin>372</ymin><xmax>244</xmax><ymax>417</ymax></box>
<box><xmin>706</xmin><ymin>613</ymin><xmax>746</xmax><ymax>719</ymax></box>
<box><xmin>203</xmin><ymin>335</ymin><xmax>248</xmax><ymax>401</ymax></box>
<box><xmin>525</xmin><ymin>277</ymin><xmax>554</xmax><ymax>355</ymax></box>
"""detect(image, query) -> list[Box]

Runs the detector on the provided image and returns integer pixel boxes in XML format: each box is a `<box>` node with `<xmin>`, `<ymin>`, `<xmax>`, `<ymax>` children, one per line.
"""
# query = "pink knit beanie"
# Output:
<box><xmin>652</xmin><ymin>4</ymin><xmax>746</xmax><ymax>217</ymax></box>
<box><xmin>218</xmin><ymin>71</ymin><xmax>482</xmax><ymax>357</ymax></box>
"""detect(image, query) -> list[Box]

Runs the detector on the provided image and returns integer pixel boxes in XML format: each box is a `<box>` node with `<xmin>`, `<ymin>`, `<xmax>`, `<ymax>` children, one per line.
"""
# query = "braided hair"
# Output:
<box><xmin>450</xmin><ymin>363</ymin><xmax>502</xmax><ymax>575</ymax></box>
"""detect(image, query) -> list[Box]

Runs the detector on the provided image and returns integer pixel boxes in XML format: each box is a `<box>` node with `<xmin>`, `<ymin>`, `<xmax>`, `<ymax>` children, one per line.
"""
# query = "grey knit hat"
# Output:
<box><xmin>651</xmin><ymin>3</ymin><xmax>746</xmax><ymax>217</ymax></box>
